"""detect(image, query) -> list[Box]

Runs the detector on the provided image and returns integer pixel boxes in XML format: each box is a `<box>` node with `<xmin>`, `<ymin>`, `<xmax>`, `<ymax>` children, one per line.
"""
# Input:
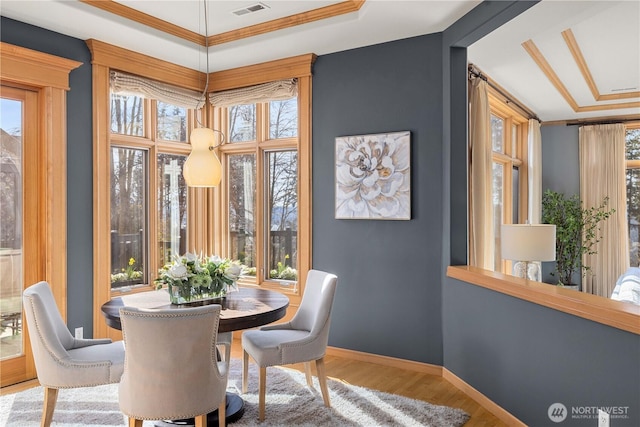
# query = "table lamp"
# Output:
<box><xmin>501</xmin><ymin>224</ymin><xmax>556</xmax><ymax>281</ymax></box>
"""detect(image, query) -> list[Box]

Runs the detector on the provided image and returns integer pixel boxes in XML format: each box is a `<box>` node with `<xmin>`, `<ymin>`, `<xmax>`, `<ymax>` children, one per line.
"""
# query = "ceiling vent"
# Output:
<box><xmin>232</xmin><ymin>2</ymin><xmax>270</xmax><ymax>17</ymax></box>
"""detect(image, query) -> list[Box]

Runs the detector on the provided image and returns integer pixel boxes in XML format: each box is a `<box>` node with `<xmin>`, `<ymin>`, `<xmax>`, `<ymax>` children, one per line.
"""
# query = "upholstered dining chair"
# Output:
<box><xmin>118</xmin><ymin>305</ymin><xmax>229</xmax><ymax>427</ymax></box>
<box><xmin>22</xmin><ymin>281</ymin><xmax>125</xmax><ymax>427</ymax></box>
<box><xmin>241</xmin><ymin>269</ymin><xmax>338</xmax><ymax>421</ymax></box>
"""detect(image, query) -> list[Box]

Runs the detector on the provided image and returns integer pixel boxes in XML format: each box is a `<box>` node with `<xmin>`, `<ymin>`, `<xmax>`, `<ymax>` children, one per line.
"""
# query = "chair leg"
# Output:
<box><xmin>218</xmin><ymin>399</ymin><xmax>226</xmax><ymax>427</ymax></box>
<box><xmin>304</xmin><ymin>361</ymin><xmax>313</xmax><ymax>387</ymax></box>
<box><xmin>41</xmin><ymin>387</ymin><xmax>58</xmax><ymax>427</ymax></box>
<box><xmin>258</xmin><ymin>366</ymin><xmax>266</xmax><ymax>421</ymax></box>
<box><xmin>315</xmin><ymin>357</ymin><xmax>331</xmax><ymax>408</ymax></box>
<box><xmin>128</xmin><ymin>418</ymin><xmax>143</xmax><ymax>427</ymax></box>
<box><xmin>242</xmin><ymin>350</ymin><xmax>249</xmax><ymax>394</ymax></box>
<box><xmin>194</xmin><ymin>414</ymin><xmax>207</xmax><ymax>427</ymax></box>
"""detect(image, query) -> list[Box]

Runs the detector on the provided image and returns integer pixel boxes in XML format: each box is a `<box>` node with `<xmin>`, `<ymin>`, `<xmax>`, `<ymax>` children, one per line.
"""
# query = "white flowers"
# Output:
<box><xmin>224</xmin><ymin>263</ymin><xmax>242</xmax><ymax>281</ymax></box>
<box><xmin>167</xmin><ymin>263</ymin><xmax>188</xmax><ymax>280</ymax></box>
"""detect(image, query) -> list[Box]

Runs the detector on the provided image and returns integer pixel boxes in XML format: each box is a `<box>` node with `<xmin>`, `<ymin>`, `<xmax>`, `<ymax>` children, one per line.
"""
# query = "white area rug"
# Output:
<box><xmin>0</xmin><ymin>360</ymin><xmax>469</xmax><ymax>426</ymax></box>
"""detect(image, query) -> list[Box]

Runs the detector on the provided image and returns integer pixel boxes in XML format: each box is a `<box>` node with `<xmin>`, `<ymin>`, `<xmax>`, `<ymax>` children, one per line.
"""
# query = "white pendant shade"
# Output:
<box><xmin>183</xmin><ymin>127</ymin><xmax>222</xmax><ymax>187</ymax></box>
<box><xmin>501</xmin><ymin>224</ymin><xmax>556</xmax><ymax>262</ymax></box>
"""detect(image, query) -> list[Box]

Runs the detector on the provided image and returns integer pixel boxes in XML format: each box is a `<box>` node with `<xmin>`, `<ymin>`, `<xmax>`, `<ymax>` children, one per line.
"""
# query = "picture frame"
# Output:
<box><xmin>335</xmin><ymin>131</ymin><xmax>411</xmax><ymax>220</ymax></box>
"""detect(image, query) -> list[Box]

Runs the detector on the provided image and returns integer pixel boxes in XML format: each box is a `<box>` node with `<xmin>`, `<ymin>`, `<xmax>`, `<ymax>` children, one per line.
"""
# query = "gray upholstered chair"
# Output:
<box><xmin>242</xmin><ymin>269</ymin><xmax>338</xmax><ymax>421</ymax></box>
<box><xmin>22</xmin><ymin>281</ymin><xmax>125</xmax><ymax>427</ymax></box>
<box><xmin>118</xmin><ymin>305</ymin><xmax>229</xmax><ymax>427</ymax></box>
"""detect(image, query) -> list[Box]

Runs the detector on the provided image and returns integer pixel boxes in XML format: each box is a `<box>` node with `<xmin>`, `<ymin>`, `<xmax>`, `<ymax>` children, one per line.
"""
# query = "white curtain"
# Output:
<box><xmin>110</xmin><ymin>71</ymin><xmax>204</xmax><ymax>109</ymax></box>
<box><xmin>209</xmin><ymin>79</ymin><xmax>297</xmax><ymax>107</ymax></box>
<box><xmin>527</xmin><ymin>119</ymin><xmax>542</xmax><ymax>224</ymax></box>
<box><xmin>579</xmin><ymin>123</ymin><xmax>629</xmax><ymax>297</ymax></box>
<box><xmin>469</xmin><ymin>78</ymin><xmax>493</xmax><ymax>270</ymax></box>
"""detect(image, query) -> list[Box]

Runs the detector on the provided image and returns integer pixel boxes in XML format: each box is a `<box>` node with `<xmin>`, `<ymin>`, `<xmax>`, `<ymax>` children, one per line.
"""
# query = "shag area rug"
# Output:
<box><xmin>0</xmin><ymin>360</ymin><xmax>469</xmax><ymax>426</ymax></box>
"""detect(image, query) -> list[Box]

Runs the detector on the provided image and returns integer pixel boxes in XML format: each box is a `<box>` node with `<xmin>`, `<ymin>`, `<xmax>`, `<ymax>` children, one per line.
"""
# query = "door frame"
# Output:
<box><xmin>0</xmin><ymin>42</ymin><xmax>81</xmax><ymax>386</ymax></box>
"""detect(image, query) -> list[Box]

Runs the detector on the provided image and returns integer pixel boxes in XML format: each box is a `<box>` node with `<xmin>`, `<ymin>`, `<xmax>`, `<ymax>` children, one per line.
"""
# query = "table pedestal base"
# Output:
<box><xmin>154</xmin><ymin>392</ymin><xmax>245</xmax><ymax>426</ymax></box>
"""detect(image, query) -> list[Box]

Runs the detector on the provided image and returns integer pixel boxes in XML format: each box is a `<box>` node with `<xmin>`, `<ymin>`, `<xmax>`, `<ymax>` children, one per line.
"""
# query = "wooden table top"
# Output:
<box><xmin>101</xmin><ymin>287</ymin><xmax>289</xmax><ymax>333</ymax></box>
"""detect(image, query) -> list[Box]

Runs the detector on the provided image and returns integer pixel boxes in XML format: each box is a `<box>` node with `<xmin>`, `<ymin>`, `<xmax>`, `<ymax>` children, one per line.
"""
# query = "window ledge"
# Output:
<box><xmin>447</xmin><ymin>265</ymin><xmax>640</xmax><ymax>335</ymax></box>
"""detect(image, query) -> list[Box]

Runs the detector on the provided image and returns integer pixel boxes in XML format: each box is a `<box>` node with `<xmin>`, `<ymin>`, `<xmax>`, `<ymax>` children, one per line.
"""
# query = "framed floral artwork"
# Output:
<box><xmin>335</xmin><ymin>131</ymin><xmax>411</xmax><ymax>220</ymax></box>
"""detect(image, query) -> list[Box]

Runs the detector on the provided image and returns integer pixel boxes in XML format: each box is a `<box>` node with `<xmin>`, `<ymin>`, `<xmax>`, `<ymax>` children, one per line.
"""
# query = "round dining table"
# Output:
<box><xmin>101</xmin><ymin>287</ymin><xmax>289</xmax><ymax>426</ymax></box>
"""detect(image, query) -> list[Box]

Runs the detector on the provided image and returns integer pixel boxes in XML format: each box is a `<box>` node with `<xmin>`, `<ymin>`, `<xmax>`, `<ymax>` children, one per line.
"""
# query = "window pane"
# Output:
<box><xmin>229</xmin><ymin>104</ymin><xmax>256</xmax><ymax>142</ymax></box>
<box><xmin>1</xmin><ymin>97</ymin><xmax>23</xmax><ymax>359</ymax></box>
<box><xmin>110</xmin><ymin>147</ymin><xmax>147</xmax><ymax>288</ymax></box>
<box><xmin>157</xmin><ymin>102</ymin><xmax>187</xmax><ymax>142</ymax></box>
<box><xmin>492</xmin><ymin>162</ymin><xmax>504</xmax><ymax>271</ymax></box>
<box><xmin>157</xmin><ymin>154</ymin><xmax>187</xmax><ymax>268</ymax></box>
<box><xmin>627</xmin><ymin>128</ymin><xmax>640</xmax><ymax>160</ymax></box>
<box><xmin>267</xmin><ymin>151</ymin><xmax>298</xmax><ymax>281</ymax></box>
<box><xmin>627</xmin><ymin>168</ymin><xmax>640</xmax><ymax>266</ymax></box>
<box><xmin>491</xmin><ymin>114</ymin><xmax>504</xmax><ymax>153</ymax></box>
<box><xmin>111</xmin><ymin>94</ymin><xmax>144</xmax><ymax>136</ymax></box>
<box><xmin>228</xmin><ymin>154</ymin><xmax>257</xmax><ymax>275</ymax></box>
<box><xmin>269</xmin><ymin>97</ymin><xmax>297</xmax><ymax>139</ymax></box>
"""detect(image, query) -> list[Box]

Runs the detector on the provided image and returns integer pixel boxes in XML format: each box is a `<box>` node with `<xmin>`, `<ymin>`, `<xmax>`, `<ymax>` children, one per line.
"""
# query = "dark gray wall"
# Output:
<box><xmin>312</xmin><ymin>34</ymin><xmax>445</xmax><ymax>364</ymax></box>
<box><xmin>541</xmin><ymin>124</ymin><xmax>580</xmax><ymax>283</ymax></box>
<box><xmin>1</xmin><ymin>17</ymin><xmax>94</xmax><ymax>336</ymax></box>
<box><xmin>542</xmin><ymin>124</ymin><xmax>580</xmax><ymax>196</ymax></box>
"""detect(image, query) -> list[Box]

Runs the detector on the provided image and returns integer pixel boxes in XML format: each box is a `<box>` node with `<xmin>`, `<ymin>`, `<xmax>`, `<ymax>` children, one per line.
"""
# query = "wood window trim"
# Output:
<box><xmin>0</xmin><ymin>42</ymin><xmax>81</xmax><ymax>320</ymax></box>
<box><xmin>89</xmin><ymin>40</ymin><xmax>314</xmax><ymax>339</ymax></box>
<box><xmin>447</xmin><ymin>265</ymin><xmax>640</xmax><ymax>335</ymax></box>
<box><xmin>212</xmin><ymin>58</ymin><xmax>315</xmax><ymax>308</ymax></box>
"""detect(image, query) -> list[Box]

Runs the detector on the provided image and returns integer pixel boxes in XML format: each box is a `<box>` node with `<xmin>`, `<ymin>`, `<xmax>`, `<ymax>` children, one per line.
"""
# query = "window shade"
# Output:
<box><xmin>110</xmin><ymin>71</ymin><xmax>204</xmax><ymax>109</ymax></box>
<box><xmin>209</xmin><ymin>79</ymin><xmax>297</xmax><ymax>107</ymax></box>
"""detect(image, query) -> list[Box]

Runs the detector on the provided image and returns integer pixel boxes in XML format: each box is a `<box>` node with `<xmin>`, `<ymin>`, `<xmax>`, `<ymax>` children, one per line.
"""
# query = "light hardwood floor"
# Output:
<box><xmin>2</xmin><ymin>339</ymin><xmax>507</xmax><ymax>426</ymax></box>
<box><xmin>230</xmin><ymin>340</ymin><xmax>507</xmax><ymax>426</ymax></box>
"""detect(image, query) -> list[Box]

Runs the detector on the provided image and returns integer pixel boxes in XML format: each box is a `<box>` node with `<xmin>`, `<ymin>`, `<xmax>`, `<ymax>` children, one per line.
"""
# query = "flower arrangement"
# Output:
<box><xmin>155</xmin><ymin>253</ymin><xmax>242</xmax><ymax>304</ymax></box>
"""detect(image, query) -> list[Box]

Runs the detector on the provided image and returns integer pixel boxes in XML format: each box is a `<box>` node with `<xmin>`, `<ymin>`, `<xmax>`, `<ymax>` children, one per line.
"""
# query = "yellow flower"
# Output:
<box><xmin>129</xmin><ymin>257</ymin><xmax>135</xmax><ymax>266</ymax></box>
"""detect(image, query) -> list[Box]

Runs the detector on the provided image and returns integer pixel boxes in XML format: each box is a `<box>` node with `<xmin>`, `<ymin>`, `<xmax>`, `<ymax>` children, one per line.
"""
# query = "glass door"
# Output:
<box><xmin>0</xmin><ymin>85</ymin><xmax>40</xmax><ymax>386</ymax></box>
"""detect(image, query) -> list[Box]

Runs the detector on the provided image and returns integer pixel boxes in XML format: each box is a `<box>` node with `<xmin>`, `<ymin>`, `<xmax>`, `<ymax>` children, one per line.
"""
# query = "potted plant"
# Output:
<box><xmin>541</xmin><ymin>189</ymin><xmax>615</xmax><ymax>287</ymax></box>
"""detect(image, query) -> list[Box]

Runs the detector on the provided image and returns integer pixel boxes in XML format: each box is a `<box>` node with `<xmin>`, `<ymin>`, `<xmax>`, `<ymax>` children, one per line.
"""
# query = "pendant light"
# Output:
<box><xmin>184</xmin><ymin>0</ymin><xmax>224</xmax><ymax>187</ymax></box>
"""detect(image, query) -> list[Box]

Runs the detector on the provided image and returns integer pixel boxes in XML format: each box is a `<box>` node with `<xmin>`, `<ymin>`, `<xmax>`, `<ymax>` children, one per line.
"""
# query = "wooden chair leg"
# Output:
<box><xmin>41</xmin><ymin>387</ymin><xmax>58</xmax><ymax>427</ymax></box>
<box><xmin>304</xmin><ymin>361</ymin><xmax>313</xmax><ymax>387</ymax></box>
<box><xmin>194</xmin><ymin>414</ymin><xmax>207</xmax><ymax>427</ymax></box>
<box><xmin>315</xmin><ymin>357</ymin><xmax>331</xmax><ymax>408</ymax></box>
<box><xmin>258</xmin><ymin>366</ymin><xmax>266</xmax><ymax>421</ymax></box>
<box><xmin>128</xmin><ymin>418</ymin><xmax>143</xmax><ymax>427</ymax></box>
<box><xmin>218</xmin><ymin>399</ymin><xmax>226</xmax><ymax>427</ymax></box>
<box><xmin>242</xmin><ymin>350</ymin><xmax>249</xmax><ymax>393</ymax></box>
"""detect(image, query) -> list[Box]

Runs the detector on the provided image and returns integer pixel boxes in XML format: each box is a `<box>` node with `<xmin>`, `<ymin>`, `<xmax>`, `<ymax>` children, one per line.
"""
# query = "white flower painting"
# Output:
<box><xmin>335</xmin><ymin>131</ymin><xmax>411</xmax><ymax>220</ymax></box>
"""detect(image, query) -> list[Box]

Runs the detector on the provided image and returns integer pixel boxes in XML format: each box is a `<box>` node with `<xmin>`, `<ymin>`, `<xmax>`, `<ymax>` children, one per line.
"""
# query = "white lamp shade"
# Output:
<box><xmin>501</xmin><ymin>224</ymin><xmax>556</xmax><ymax>262</ymax></box>
<box><xmin>183</xmin><ymin>127</ymin><xmax>222</xmax><ymax>187</ymax></box>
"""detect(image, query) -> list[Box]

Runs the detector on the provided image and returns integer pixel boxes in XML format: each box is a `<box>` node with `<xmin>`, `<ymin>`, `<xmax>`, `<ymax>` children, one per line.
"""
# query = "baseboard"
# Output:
<box><xmin>326</xmin><ymin>346</ymin><xmax>525</xmax><ymax>426</ymax></box>
<box><xmin>326</xmin><ymin>346</ymin><xmax>443</xmax><ymax>376</ymax></box>
<box><xmin>442</xmin><ymin>368</ymin><xmax>526</xmax><ymax>426</ymax></box>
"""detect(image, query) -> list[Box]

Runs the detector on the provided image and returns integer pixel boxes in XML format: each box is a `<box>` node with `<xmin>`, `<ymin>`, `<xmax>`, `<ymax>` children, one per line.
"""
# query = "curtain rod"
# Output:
<box><xmin>468</xmin><ymin>65</ymin><xmax>541</xmax><ymax>123</ymax></box>
<box><xmin>565</xmin><ymin>117</ymin><xmax>640</xmax><ymax>127</ymax></box>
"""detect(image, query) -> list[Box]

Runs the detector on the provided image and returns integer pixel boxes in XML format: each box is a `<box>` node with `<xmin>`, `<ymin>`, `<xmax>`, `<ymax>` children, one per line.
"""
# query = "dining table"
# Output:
<box><xmin>100</xmin><ymin>286</ymin><xmax>289</xmax><ymax>426</ymax></box>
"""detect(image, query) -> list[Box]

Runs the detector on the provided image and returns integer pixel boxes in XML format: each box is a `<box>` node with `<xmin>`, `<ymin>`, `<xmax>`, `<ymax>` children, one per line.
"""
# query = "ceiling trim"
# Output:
<box><xmin>80</xmin><ymin>0</ymin><xmax>366</xmax><ymax>48</ymax></box>
<box><xmin>209</xmin><ymin>0</ymin><xmax>366</xmax><ymax>46</ymax></box>
<box><xmin>522</xmin><ymin>39</ymin><xmax>640</xmax><ymax>113</ymax></box>
<box><xmin>562</xmin><ymin>29</ymin><xmax>640</xmax><ymax>101</ymax></box>
<box><xmin>79</xmin><ymin>0</ymin><xmax>205</xmax><ymax>46</ymax></box>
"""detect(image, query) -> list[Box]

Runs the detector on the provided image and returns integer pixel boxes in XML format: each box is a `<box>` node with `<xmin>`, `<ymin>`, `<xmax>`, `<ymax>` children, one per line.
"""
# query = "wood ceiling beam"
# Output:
<box><xmin>522</xmin><ymin>38</ymin><xmax>640</xmax><ymax>113</ymax></box>
<box><xmin>562</xmin><ymin>29</ymin><xmax>640</xmax><ymax>101</ymax></box>
<box><xmin>81</xmin><ymin>0</ymin><xmax>365</xmax><ymax>48</ymax></box>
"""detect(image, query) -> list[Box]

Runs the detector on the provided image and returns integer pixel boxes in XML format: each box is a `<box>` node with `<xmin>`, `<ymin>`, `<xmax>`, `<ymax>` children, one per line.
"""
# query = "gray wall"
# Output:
<box><xmin>312</xmin><ymin>33</ymin><xmax>445</xmax><ymax>364</ymax></box>
<box><xmin>541</xmin><ymin>123</ymin><xmax>580</xmax><ymax>283</ymax></box>
<box><xmin>1</xmin><ymin>17</ymin><xmax>94</xmax><ymax>336</ymax></box>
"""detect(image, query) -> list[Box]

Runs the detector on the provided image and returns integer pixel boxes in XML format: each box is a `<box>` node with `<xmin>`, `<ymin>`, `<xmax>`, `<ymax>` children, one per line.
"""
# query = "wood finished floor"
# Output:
<box><xmin>230</xmin><ymin>340</ymin><xmax>507</xmax><ymax>427</ymax></box>
<box><xmin>2</xmin><ymin>339</ymin><xmax>507</xmax><ymax>426</ymax></box>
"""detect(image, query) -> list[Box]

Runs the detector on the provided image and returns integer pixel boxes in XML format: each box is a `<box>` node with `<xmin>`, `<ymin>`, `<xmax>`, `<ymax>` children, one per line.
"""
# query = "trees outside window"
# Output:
<box><xmin>220</xmin><ymin>97</ymin><xmax>299</xmax><ymax>286</ymax></box>
<box><xmin>109</xmin><ymin>93</ymin><xmax>191</xmax><ymax>290</ymax></box>
<box><xmin>625</xmin><ymin>126</ymin><xmax>640</xmax><ymax>266</ymax></box>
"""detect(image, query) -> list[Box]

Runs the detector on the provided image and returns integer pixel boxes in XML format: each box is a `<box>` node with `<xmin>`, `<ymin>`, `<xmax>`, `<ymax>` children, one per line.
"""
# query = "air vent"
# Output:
<box><xmin>232</xmin><ymin>2</ymin><xmax>270</xmax><ymax>17</ymax></box>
